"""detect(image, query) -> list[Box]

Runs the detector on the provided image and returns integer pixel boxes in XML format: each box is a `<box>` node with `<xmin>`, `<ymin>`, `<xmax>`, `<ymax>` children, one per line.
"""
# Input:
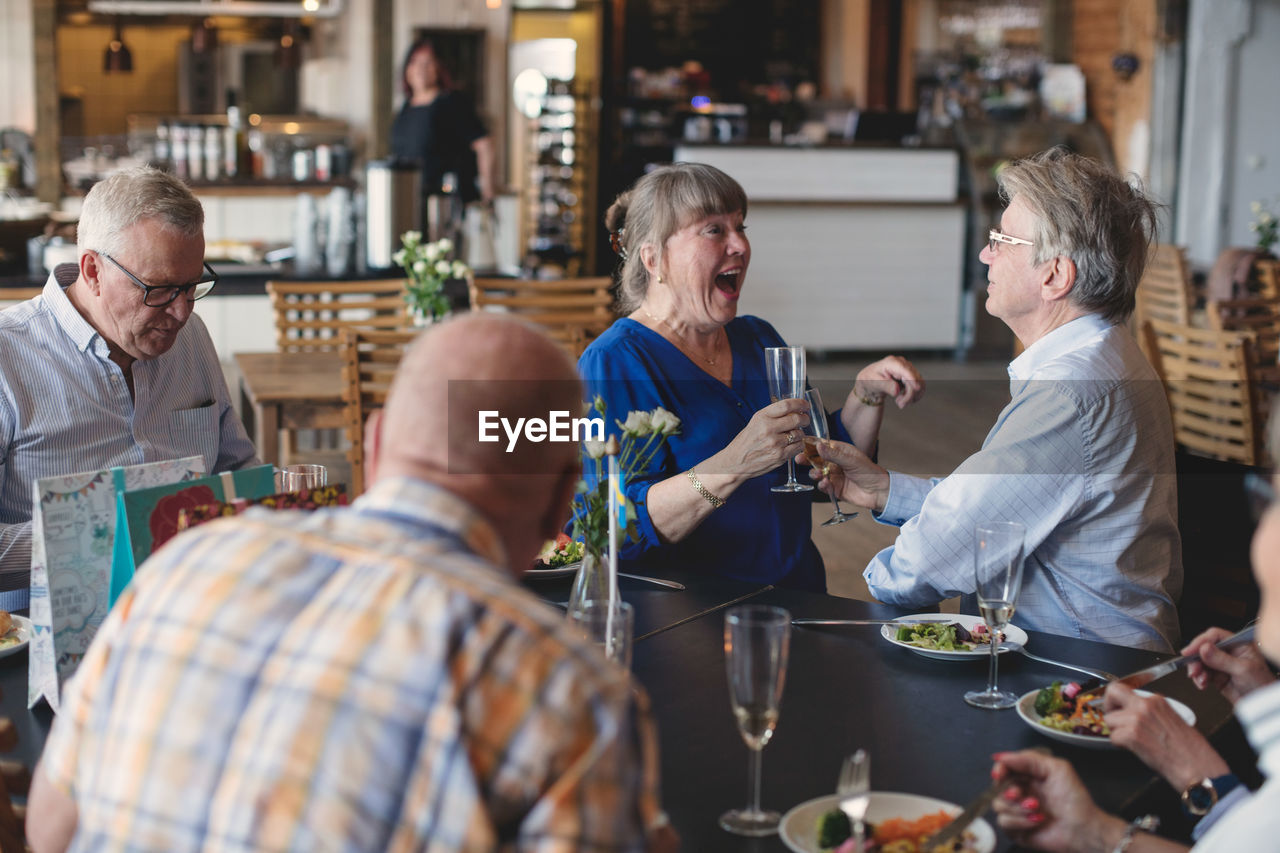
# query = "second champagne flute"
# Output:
<box><xmin>802</xmin><ymin>388</ymin><xmax>857</xmax><ymax>525</ymax></box>
<box><xmin>719</xmin><ymin>605</ymin><xmax>791</xmax><ymax>836</ymax></box>
<box><xmin>964</xmin><ymin>520</ymin><xmax>1026</xmax><ymax>709</ymax></box>
<box><xmin>765</xmin><ymin>346</ymin><xmax>813</xmax><ymax>493</ymax></box>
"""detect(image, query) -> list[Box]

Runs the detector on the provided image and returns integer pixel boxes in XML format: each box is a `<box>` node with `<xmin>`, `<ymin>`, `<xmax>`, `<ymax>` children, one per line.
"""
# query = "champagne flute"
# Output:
<box><xmin>765</xmin><ymin>346</ymin><xmax>813</xmax><ymax>493</ymax></box>
<box><xmin>719</xmin><ymin>605</ymin><xmax>791</xmax><ymax>836</ymax></box>
<box><xmin>802</xmin><ymin>388</ymin><xmax>857</xmax><ymax>525</ymax></box>
<box><xmin>964</xmin><ymin>521</ymin><xmax>1027</xmax><ymax>709</ymax></box>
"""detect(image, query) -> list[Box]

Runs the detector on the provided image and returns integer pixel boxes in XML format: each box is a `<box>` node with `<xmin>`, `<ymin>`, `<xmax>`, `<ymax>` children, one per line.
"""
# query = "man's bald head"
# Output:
<box><xmin>370</xmin><ymin>316</ymin><xmax>584</xmax><ymax>563</ymax></box>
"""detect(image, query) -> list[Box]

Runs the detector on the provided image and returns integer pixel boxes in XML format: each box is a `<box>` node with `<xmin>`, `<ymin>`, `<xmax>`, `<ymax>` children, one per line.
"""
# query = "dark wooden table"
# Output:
<box><xmin>631</xmin><ymin>584</ymin><xmax>1237</xmax><ymax>852</ymax></box>
<box><xmin>4</xmin><ymin>573</ymin><xmax>1245</xmax><ymax>853</ymax></box>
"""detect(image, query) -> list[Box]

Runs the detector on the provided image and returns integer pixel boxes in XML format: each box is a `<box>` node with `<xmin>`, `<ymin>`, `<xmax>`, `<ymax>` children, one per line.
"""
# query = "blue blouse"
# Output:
<box><xmin>577</xmin><ymin>316</ymin><xmax>848</xmax><ymax>591</ymax></box>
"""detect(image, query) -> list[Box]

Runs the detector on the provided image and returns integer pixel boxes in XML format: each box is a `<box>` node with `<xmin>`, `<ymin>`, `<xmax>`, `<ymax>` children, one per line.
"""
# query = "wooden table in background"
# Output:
<box><xmin>234</xmin><ymin>351</ymin><xmax>345</xmax><ymax>468</ymax></box>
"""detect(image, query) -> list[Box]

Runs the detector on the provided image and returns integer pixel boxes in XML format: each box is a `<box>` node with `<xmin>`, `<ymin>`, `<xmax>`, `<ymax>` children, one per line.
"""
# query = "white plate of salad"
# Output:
<box><xmin>529</xmin><ymin>534</ymin><xmax>585</xmax><ymax>579</ymax></box>
<box><xmin>779</xmin><ymin>790</ymin><xmax>994</xmax><ymax>852</ymax></box>
<box><xmin>881</xmin><ymin>613</ymin><xmax>1028</xmax><ymax>661</ymax></box>
<box><xmin>1016</xmin><ymin>682</ymin><xmax>1196</xmax><ymax>750</ymax></box>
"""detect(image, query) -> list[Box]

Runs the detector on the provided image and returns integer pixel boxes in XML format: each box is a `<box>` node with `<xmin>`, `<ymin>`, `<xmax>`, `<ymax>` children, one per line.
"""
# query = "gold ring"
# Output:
<box><xmin>786</xmin><ymin>430</ymin><xmax>799</xmax><ymax>445</ymax></box>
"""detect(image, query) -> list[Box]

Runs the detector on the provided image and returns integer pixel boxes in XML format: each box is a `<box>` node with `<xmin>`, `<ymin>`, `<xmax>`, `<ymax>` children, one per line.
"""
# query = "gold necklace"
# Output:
<box><xmin>643</xmin><ymin>310</ymin><xmax>725</xmax><ymax>366</ymax></box>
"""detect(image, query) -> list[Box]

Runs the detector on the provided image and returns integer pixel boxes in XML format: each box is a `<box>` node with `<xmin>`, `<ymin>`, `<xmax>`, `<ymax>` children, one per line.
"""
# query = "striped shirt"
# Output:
<box><xmin>0</xmin><ymin>266</ymin><xmax>258</xmax><ymax>609</ymax></box>
<box><xmin>865</xmin><ymin>313</ymin><xmax>1183</xmax><ymax>652</ymax></box>
<box><xmin>40</xmin><ymin>476</ymin><xmax>664</xmax><ymax>852</ymax></box>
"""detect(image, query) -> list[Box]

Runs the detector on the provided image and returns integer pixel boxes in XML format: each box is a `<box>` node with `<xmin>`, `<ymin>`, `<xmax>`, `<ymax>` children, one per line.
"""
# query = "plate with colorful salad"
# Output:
<box><xmin>528</xmin><ymin>534</ymin><xmax>585</xmax><ymax>579</ymax></box>
<box><xmin>1016</xmin><ymin>681</ymin><xmax>1196</xmax><ymax>750</ymax></box>
<box><xmin>780</xmin><ymin>790</ymin><xmax>995</xmax><ymax>853</ymax></box>
<box><xmin>881</xmin><ymin>614</ymin><xmax>1028</xmax><ymax>661</ymax></box>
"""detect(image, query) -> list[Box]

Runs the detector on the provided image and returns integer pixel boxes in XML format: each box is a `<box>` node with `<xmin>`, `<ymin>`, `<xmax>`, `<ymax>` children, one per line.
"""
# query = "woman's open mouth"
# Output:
<box><xmin>715</xmin><ymin>269</ymin><xmax>742</xmax><ymax>299</ymax></box>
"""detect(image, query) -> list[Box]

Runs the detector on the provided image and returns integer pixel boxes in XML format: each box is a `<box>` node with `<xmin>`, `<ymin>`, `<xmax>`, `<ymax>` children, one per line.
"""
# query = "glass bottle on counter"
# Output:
<box><xmin>223</xmin><ymin>90</ymin><xmax>250</xmax><ymax>179</ymax></box>
<box><xmin>204</xmin><ymin>125</ymin><xmax>222</xmax><ymax>181</ymax></box>
<box><xmin>153</xmin><ymin>121</ymin><xmax>170</xmax><ymax>171</ymax></box>
<box><xmin>187</xmin><ymin>124</ymin><xmax>204</xmax><ymax>181</ymax></box>
<box><xmin>171</xmin><ymin>123</ymin><xmax>188</xmax><ymax>179</ymax></box>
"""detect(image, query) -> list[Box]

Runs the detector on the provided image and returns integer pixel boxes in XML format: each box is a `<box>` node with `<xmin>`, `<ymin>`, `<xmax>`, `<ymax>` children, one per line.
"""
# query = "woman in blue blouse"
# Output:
<box><xmin>578</xmin><ymin>163</ymin><xmax>923</xmax><ymax>591</ymax></box>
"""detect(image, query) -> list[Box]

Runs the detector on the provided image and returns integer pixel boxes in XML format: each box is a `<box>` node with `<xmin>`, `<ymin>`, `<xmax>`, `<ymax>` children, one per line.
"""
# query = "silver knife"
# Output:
<box><xmin>618</xmin><ymin>572</ymin><xmax>685</xmax><ymax>590</ymax></box>
<box><xmin>791</xmin><ymin>618</ymin><xmax>903</xmax><ymax>627</ymax></box>
<box><xmin>922</xmin><ymin>776</ymin><xmax>1014</xmax><ymax>850</ymax></box>
<box><xmin>1108</xmin><ymin>624</ymin><xmax>1257</xmax><ymax>691</ymax></box>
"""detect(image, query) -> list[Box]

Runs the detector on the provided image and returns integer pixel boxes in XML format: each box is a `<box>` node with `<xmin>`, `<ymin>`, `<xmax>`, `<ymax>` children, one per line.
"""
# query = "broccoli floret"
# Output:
<box><xmin>1034</xmin><ymin>681</ymin><xmax>1065</xmax><ymax>716</ymax></box>
<box><xmin>816</xmin><ymin>809</ymin><xmax>852</xmax><ymax>849</ymax></box>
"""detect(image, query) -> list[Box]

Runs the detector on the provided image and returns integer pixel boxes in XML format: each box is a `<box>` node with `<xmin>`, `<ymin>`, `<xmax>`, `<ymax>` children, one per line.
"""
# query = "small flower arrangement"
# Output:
<box><xmin>1250</xmin><ymin>200</ymin><xmax>1278</xmax><ymax>254</ymax></box>
<box><xmin>572</xmin><ymin>396</ymin><xmax>681</xmax><ymax>561</ymax></box>
<box><xmin>393</xmin><ymin>231</ymin><xmax>471</xmax><ymax>322</ymax></box>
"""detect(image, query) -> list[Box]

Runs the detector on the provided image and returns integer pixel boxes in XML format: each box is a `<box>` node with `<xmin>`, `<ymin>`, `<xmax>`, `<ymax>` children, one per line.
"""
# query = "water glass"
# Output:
<box><xmin>277</xmin><ymin>464</ymin><xmax>328</xmax><ymax>492</ymax></box>
<box><xmin>568</xmin><ymin>600</ymin><xmax>634</xmax><ymax>670</ymax></box>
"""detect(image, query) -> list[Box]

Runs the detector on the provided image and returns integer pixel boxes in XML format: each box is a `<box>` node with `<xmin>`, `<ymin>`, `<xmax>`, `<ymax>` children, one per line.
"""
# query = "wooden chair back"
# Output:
<box><xmin>340</xmin><ymin>328</ymin><xmax>419</xmax><ymax>497</ymax></box>
<box><xmin>0</xmin><ymin>712</ymin><xmax>29</xmax><ymax>853</ymax></box>
<box><xmin>1135</xmin><ymin>244</ymin><xmax>1194</xmax><ymax>338</ymax></box>
<box><xmin>469</xmin><ymin>277</ymin><xmax>614</xmax><ymax>357</ymax></box>
<box><xmin>1207</xmin><ymin>296</ymin><xmax>1280</xmax><ymax>368</ymax></box>
<box><xmin>1142</xmin><ymin>318</ymin><xmax>1264</xmax><ymax>466</ymax></box>
<box><xmin>1255</xmin><ymin>258</ymin><xmax>1280</xmax><ymax>300</ymax></box>
<box><xmin>267</xmin><ymin>279</ymin><xmax>410</xmax><ymax>352</ymax></box>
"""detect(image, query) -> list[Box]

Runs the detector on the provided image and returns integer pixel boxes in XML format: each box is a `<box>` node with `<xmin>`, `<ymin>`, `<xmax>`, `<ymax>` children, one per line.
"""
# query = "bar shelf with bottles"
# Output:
<box><xmin>126</xmin><ymin>114</ymin><xmax>356</xmax><ymax>189</ymax></box>
<box><xmin>522</xmin><ymin>79</ymin><xmax>597</xmax><ymax>276</ymax></box>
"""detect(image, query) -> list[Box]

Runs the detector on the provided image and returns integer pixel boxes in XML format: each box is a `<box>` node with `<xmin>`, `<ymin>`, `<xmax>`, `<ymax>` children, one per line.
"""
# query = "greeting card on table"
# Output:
<box><xmin>28</xmin><ymin>456</ymin><xmax>206</xmax><ymax>711</ymax></box>
<box><xmin>111</xmin><ymin>465</ymin><xmax>277</xmax><ymax>602</ymax></box>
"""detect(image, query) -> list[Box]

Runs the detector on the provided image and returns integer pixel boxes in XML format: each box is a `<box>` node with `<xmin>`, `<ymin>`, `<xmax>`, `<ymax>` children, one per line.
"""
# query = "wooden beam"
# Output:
<box><xmin>33</xmin><ymin>0</ymin><xmax>59</xmax><ymax>203</ymax></box>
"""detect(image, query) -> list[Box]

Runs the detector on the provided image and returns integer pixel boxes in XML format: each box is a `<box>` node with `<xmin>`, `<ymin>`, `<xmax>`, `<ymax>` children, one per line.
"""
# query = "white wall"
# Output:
<box><xmin>1176</xmin><ymin>0</ymin><xmax>1280</xmax><ymax>265</ymax></box>
<box><xmin>0</xmin><ymin>0</ymin><xmax>36</xmax><ymax>132</ymax></box>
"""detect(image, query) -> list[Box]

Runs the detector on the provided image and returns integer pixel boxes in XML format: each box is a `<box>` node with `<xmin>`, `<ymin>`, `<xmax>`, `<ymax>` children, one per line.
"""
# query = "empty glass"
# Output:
<box><xmin>965</xmin><ymin>521</ymin><xmax>1027</xmax><ymax>709</ymax></box>
<box><xmin>568</xmin><ymin>599</ymin><xmax>634</xmax><ymax>670</ymax></box>
<box><xmin>277</xmin><ymin>464</ymin><xmax>327</xmax><ymax>492</ymax></box>
<box><xmin>765</xmin><ymin>346</ymin><xmax>812</xmax><ymax>493</ymax></box>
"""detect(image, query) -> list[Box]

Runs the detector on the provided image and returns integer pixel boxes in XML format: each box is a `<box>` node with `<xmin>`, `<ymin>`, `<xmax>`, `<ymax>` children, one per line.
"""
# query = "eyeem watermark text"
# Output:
<box><xmin>478</xmin><ymin>410</ymin><xmax>605</xmax><ymax>452</ymax></box>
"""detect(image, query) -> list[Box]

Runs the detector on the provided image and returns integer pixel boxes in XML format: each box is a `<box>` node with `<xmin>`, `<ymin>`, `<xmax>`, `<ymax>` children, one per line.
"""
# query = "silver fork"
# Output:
<box><xmin>999</xmin><ymin>640</ymin><xmax>1119</xmax><ymax>682</ymax></box>
<box><xmin>838</xmin><ymin>749</ymin><xmax>870</xmax><ymax>850</ymax></box>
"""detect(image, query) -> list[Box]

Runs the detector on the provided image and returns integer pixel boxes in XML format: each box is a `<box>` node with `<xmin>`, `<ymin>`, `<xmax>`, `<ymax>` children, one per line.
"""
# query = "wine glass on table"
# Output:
<box><xmin>801</xmin><ymin>388</ymin><xmax>856</xmax><ymax>525</ymax></box>
<box><xmin>719</xmin><ymin>605</ymin><xmax>791</xmax><ymax>836</ymax></box>
<box><xmin>964</xmin><ymin>521</ymin><xmax>1027</xmax><ymax>709</ymax></box>
<box><xmin>765</xmin><ymin>346</ymin><xmax>813</xmax><ymax>493</ymax></box>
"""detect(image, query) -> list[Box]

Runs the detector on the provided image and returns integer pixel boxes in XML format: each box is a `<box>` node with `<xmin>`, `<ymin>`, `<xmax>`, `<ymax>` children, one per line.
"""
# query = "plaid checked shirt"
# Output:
<box><xmin>40</xmin><ymin>477</ymin><xmax>664</xmax><ymax>852</ymax></box>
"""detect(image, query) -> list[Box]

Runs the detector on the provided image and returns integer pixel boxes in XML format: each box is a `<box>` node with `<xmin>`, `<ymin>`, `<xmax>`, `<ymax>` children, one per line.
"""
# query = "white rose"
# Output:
<box><xmin>438</xmin><ymin>238</ymin><xmax>454</xmax><ymax>254</ymax></box>
<box><xmin>451</xmin><ymin>261</ymin><xmax>469</xmax><ymax>278</ymax></box>
<box><xmin>649</xmin><ymin>407</ymin><xmax>681</xmax><ymax>435</ymax></box>
<box><xmin>424</xmin><ymin>243</ymin><xmax>442</xmax><ymax>262</ymax></box>
<box><xmin>584</xmin><ymin>439</ymin><xmax>607</xmax><ymax>459</ymax></box>
<box><xmin>413</xmin><ymin>259</ymin><xmax>429</xmax><ymax>275</ymax></box>
<box><xmin>620</xmin><ymin>410</ymin><xmax>652</xmax><ymax>436</ymax></box>
<box><xmin>401</xmin><ymin>230</ymin><xmax>422</xmax><ymax>246</ymax></box>
<box><xmin>1262</xmin><ymin>213</ymin><xmax>1275</xmax><ymax>226</ymax></box>
<box><xmin>435</xmin><ymin>260</ymin><xmax>452</xmax><ymax>276</ymax></box>
<box><xmin>391</xmin><ymin>249</ymin><xmax>407</xmax><ymax>267</ymax></box>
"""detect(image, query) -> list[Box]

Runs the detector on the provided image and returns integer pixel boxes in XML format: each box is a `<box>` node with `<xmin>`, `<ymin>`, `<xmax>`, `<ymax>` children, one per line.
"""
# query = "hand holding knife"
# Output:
<box><xmin>1078</xmin><ymin>624</ymin><xmax>1257</xmax><ymax>706</ymax></box>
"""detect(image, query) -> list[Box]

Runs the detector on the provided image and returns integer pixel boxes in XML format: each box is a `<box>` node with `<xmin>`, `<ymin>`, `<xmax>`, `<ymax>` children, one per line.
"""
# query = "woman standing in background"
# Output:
<box><xmin>390</xmin><ymin>38</ymin><xmax>497</xmax><ymax>209</ymax></box>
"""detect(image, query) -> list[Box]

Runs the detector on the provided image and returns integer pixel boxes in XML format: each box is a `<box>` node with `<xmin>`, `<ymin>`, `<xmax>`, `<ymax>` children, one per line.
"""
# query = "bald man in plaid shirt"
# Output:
<box><xmin>29</xmin><ymin>314</ymin><xmax>676</xmax><ymax>853</ymax></box>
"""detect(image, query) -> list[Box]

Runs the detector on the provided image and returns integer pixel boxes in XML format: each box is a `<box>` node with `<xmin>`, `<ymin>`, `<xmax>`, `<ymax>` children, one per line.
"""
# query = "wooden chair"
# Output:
<box><xmin>266</xmin><ymin>279</ymin><xmax>410</xmax><ymax>352</ymax></box>
<box><xmin>340</xmin><ymin>328</ymin><xmax>418</xmax><ymax>497</ymax></box>
<box><xmin>1134</xmin><ymin>245</ymin><xmax>1195</xmax><ymax>354</ymax></box>
<box><xmin>0</xmin><ymin>713</ymin><xmax>29</xmax><ymax>853</ymax></box>
<box><xmin>1142</xmin><ymin>318</ymin><xmax>1264</xmax><ymax>466</ymax></box>
<box><xmin>1255</xmin><ymin>258</ymin><xmax>1280</xmax><ymax>300</ymax></box>
<box><xmin>1207</xmin><ymin>296</ymin><xmax>1280</xmax><ymax>370</ymax></box>
<box><xmin>469</xmin><ymin>277</ymin><xmax>614</xmax><ymax>357</ymax></box>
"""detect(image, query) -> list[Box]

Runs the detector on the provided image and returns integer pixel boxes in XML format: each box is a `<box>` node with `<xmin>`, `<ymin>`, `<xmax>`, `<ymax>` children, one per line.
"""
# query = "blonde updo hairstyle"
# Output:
<box><xmin>605</xmin><ymin>162</ymin><xmax>748</xmax><ymax>314</ymax></box>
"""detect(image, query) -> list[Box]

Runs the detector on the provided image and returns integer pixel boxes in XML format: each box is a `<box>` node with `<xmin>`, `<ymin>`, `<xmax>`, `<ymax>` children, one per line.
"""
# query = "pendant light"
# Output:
<box><xmin>104</xmin><ymin>18</ymin><xmax>133</xmax><ymax>73</ymax></box>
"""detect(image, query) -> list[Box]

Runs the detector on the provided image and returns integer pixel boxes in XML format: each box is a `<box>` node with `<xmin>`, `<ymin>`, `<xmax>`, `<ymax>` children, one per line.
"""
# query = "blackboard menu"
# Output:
<box><xmin>624</xmin><ymin>0</ymin><xmax>820</xmax><ymax>92</ymax></box>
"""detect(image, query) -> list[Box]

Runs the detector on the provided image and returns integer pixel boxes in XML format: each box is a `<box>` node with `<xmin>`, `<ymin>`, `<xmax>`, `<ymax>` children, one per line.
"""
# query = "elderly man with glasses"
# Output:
<box><xmin>812</xmin><ymin>147</ymin><xmax>1182</xmax><ymax>652</ymax></box>
<box><xmin>0</xmin><ymin>166</ymin><xmax>258</xmax><ymax>610</ymax></box>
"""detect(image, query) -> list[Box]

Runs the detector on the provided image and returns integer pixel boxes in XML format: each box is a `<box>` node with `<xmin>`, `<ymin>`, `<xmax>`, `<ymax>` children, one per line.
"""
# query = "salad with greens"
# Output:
<box><xmin>536</xmin><ymin>533</ymin><xmax>585</xmax><ymax>568</ymax></box>
<box><xmin>894</xmin><ymin>621</ymin><xmax>999</xmax><ymax>652</ymax></box>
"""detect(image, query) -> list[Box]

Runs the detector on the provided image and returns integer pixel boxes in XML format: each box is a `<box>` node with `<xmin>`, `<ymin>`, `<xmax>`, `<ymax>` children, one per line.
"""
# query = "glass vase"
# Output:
<box><xmin>566</xmin><ymin>552</ymin><xmax>607</xmax><ymax>619</ymax></box>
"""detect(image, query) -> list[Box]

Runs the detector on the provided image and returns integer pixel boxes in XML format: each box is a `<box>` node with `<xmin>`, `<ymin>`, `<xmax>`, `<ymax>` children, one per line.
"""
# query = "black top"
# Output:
<box><xmin>390</xmin><ymin>91</ymin><xmax>487</xmax><ymax>204</ymax></box>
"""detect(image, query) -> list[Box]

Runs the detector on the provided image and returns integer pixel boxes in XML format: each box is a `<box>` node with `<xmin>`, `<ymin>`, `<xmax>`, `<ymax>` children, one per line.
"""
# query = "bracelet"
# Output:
<box><xmin>686</xmin><ymin>468</ymin><xmax>725</xmax><ymax>509</ymax></box>
<box><xmin>1112</xmin><ymin>815</ymin><xmax>1160</xmax><ymax>853</ymax></box>
<box><xmin>856</xmin><ymin>389</ymin><xmax>885</xmax><ymax>407</ymax></box>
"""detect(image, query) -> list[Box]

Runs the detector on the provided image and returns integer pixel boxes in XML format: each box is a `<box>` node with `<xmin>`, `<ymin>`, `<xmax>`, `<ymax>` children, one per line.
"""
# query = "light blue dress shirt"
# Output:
<box><xmin>865</xmin><ymin>313</ymin><xmax>1183</xmax><ymax>652</ymax></box>
<box><xmin>0</xmin><ymin>266</ymin><xmax>259</xmax><ymax>610</ymax></box>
